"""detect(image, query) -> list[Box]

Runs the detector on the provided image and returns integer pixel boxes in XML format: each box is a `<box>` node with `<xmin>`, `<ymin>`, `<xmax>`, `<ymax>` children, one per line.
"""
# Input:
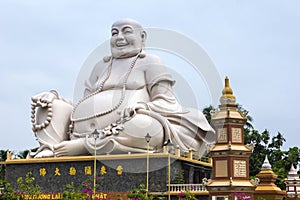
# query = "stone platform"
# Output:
<box><xmin>3</xmin><ymin>153</ymin><xmax>211</xmax><ymax>195</ymax></box>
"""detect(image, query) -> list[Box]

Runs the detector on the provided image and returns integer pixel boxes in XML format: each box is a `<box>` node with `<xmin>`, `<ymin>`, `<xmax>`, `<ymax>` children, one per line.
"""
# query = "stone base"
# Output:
<box><xmin>3</xmin><ymin>153</ymin><xmax>211</xmax><ymax>194</ymax></box>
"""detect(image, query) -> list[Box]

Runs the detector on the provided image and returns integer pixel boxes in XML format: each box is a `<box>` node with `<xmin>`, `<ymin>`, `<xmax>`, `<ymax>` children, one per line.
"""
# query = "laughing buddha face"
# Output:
<box><xmin>110</xmin><ymin>19</ymin><xmax>147</xmax><ymax>59</ymax></box>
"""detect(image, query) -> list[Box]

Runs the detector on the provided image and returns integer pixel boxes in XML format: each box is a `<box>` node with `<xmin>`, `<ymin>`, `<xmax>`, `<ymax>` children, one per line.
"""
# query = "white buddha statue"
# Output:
<box><xmin>30</xmin><ymin>18</ymin><xmax>216</xmax><ymax>158</ymax></box>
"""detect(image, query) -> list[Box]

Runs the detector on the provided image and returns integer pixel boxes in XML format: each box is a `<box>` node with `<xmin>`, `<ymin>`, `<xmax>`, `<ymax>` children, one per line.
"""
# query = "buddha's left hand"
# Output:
<box><xmin>120</xmin><ymin>102</ymin><xmax>148</xmax><ymax>120</ymax></box>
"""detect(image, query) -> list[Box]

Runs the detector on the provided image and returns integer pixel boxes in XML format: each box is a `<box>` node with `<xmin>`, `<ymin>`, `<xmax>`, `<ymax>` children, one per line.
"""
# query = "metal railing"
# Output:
<box><xmin>169</xmin><ymin>184</ymin><xmax>207</xmax><ymax>192</ymax></box>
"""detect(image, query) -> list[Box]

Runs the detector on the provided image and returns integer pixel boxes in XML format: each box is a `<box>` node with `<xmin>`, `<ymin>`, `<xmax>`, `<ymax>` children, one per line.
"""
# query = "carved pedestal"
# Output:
<box><xmin>3</xmin><ymin>153</ymin><xmax>211</xmax><ymax>199</ymax></box>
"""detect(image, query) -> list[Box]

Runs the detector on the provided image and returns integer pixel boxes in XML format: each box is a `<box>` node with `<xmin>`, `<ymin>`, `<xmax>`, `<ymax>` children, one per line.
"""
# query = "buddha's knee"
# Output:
<box><xmin>33</xmin><ymin>98</ymin><xmax>73</xmax><ymax>145</ymax></box>
<box><xmin>121</xmin><ymin>113</ymin><xmax>165</xmax><ymax>149</ymax></box>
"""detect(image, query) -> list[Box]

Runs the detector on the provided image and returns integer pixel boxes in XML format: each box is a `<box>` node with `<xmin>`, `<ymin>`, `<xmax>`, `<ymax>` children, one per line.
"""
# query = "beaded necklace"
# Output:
<box><xmin>70</xmin><ymin>53</ymin><xmax>141</xmax><ymax>127</ymax></box>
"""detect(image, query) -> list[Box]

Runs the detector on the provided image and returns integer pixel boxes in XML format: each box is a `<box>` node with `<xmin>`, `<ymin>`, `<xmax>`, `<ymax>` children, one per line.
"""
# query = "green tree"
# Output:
<box><xmin>202</xmin><ymin>105</ymin><xmax>215</xmax><ymax>124</ymax></box>
<box><xmin>0</xmin><ymin>150</ymin><xmax>9</xmax><ymax>181</ymax></box>
<box><xmin>245</xmin><ymin>129</ymin><xmax>270</xmax><ymax>176</ymax></box>
<box><xmin>0</xmin><ymin>150</ymin><xmax>7</xmax><ymax>161</ymax></box>
<box><xmin>285</xmin><ymin>146</ymin><xmax>300</xmax><ymax>168</ymax></box>
<box><xmin>172</xmin><ymin>169</ymin><xmax>185</xmax><ymax>184</ymax></box>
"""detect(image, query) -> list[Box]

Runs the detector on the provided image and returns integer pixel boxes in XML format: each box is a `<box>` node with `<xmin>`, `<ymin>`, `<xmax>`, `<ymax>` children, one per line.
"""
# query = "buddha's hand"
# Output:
<box><xmin>34</xmin><ymin>149</ymin><xmax>54</xmax><ymax>158</ymax></box>
<box><xmin>53</xmin><ymin>139</ymin><xmax>87</xmax><ymax>157</ymax></box>
<box><xmin>120</xmin><ymin>102</ymin><xmax>148</xmax><ymax>120</ymax></box>
<box><xmin>31</xmin><ymin>90</ymin><xmax>59</xmax><ymax>107</ymax></box>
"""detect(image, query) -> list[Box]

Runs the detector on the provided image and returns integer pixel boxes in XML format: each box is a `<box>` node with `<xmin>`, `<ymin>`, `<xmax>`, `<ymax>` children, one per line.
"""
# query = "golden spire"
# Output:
<box><xmin>220</xmin><ymin>76</ymin><xmax>236</xmax><ymax>105</ymax></box>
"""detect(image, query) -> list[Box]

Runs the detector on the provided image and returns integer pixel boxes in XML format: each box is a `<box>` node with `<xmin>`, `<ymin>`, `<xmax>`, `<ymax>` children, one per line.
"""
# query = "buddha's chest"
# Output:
<box><xmin>102</xmin><ymin>61</ymin><xmax>146</xmax><ymax>90</ymax></box>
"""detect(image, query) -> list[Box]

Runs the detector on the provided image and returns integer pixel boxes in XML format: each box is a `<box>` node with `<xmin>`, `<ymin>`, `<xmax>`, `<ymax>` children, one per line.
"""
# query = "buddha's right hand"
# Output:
<box><xmin>53</xmin><ymin>139</ymin><xmax>88</xmax><ymax>157</ymax></box>
<box><xmin>31</xmin><ymin>90</ymin><xmax>59</xmax><ymax>107</ymax></box>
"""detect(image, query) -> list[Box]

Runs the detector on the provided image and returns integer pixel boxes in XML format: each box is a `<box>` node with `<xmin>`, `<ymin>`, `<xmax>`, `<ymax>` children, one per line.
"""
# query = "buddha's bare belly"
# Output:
<box><xmin>73</xmin><ymin>87</ymin><xmax>151</xmax><ymax>134</ymax></box>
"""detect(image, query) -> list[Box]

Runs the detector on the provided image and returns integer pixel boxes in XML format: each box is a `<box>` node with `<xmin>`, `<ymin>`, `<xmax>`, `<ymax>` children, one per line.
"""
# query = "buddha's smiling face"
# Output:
<box><xmin>110</xmin><ymin>19</ymin><xmax>146</xmax><ymax>58</ymax></box>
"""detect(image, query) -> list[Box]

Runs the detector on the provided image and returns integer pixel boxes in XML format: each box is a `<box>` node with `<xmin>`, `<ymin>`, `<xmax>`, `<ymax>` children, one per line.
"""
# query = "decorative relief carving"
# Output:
<box><xmin>234</xmin><ymin>160</ymin><xmax>247</xmax><ymax>177</ymax></box>
<box><xmin>232</xmin><ymin>127</ymin><xmax>242</xmax><ymax>143</ymax></box>
<box><xmin>217</xmin><ymin>128</ymin><xmax>227</xmax><ymax>143</ymax></box>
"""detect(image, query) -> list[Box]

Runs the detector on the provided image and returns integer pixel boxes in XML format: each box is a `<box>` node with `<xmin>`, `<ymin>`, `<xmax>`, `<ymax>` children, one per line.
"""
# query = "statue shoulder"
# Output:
<box><xmin>89</xmin><ymin>57</ymin><xmax>110</xmax><ymax>79</ymax></box>
<box><xmin>85</xmin><ymin>57</ymin><xmax>110</xmax><ymax>92</ymax></box>
<box><xmin>138</xmin><ymin>53</ymin><xmax>165</xmax><ymax>72</ymax></box>
<box><xmin>141</xmin><ymin>53</ymin><xmax>164</xmax><ymax>65</ymax></box>
<box><xmin>140</xmin><ymin>53</ymin><xmax>174</xmax><ymax>84</ymax></box>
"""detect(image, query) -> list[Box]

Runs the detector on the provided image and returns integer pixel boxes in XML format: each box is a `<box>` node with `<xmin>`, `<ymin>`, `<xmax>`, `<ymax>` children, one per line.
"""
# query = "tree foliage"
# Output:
<box><xmin>0</xmin><ymin>150</ymin><xmax>9</xmax><ymax>181</ymax></box>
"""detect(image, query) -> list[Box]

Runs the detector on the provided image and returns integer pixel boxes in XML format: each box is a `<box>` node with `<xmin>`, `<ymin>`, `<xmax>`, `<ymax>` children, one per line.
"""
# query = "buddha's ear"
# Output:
<box><xmin>141</xmin><ymin>30</ymin><xmax>147</xmax><ymax>43</ymax></box>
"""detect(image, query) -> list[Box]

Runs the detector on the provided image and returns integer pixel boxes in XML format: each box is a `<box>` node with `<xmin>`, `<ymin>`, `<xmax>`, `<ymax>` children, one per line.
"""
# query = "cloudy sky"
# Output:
<box><xmin>0</xmin><ymin>1</ymin><xmax>299</xmax><ymax>152</ymax></box>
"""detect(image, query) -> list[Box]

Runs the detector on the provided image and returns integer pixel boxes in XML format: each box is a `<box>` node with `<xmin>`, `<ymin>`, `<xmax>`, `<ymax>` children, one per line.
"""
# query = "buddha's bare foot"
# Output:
<box><xmin>53</xmin><ymin>139</ymin><xmax>88</xmax><ymax>157</ymax></box>
<box><xmin>34</xmin><ymin>149</ymin><xmax>54</xmax><ymax>158</ymax></box>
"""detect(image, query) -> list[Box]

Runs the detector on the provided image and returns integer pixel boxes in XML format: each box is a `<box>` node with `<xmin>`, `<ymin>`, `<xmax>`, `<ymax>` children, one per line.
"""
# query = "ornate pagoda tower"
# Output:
<box><xmin>285</xmin><ymin>164</ymin><xmax>300</xmax><ymax>199</ymax></box>
<box><xmin>254</xmin><ymin>156</ymin><xmax>285</xmax><ymax>200</ymax></box>
<box><xmin>206</xmin><ymin>77</ymin><xmax>256</xmax><ymax>200</ymax></box>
